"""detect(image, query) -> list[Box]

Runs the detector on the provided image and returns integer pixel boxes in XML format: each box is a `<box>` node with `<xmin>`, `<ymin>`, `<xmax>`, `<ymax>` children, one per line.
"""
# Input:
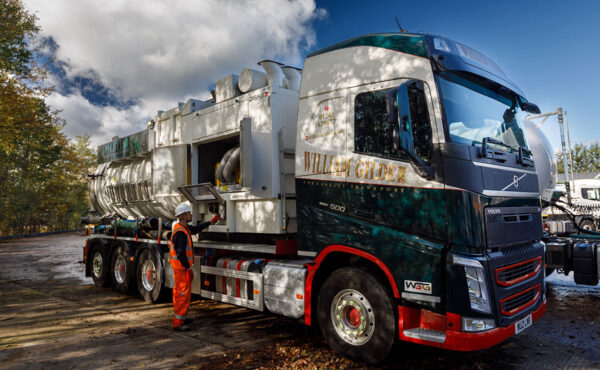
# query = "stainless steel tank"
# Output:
<box><xmin>523</xmin><ymin>120</ymin><xmax>557</xmax><ymax>195</ymax></box>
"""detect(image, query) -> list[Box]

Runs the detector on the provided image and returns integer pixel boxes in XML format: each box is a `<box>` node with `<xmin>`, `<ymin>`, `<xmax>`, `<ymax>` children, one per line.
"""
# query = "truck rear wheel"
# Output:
<box><xmin>136</xmin><ymin>246</ymin><xmax>169</xmax><ymax>303</ymax></box>
<box><xmin>317</xmin><ymin>267</ymin><xmax>395</xmax><ymax>364</ymax></box>
<box><xmin>90</xmin><ymin>245</ymin><xmax>110</xmax><ymax>287</ymax></box>
<box><xmin>111</xmin><ymin>245</ymin><xmax>134</xmax><ymax>294</ymax></box>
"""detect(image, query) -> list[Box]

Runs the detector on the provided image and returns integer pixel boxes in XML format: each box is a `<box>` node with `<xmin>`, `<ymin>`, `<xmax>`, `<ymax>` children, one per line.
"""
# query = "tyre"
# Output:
<box><xmin>90</xmin><ymin>245</ymin><xmax>111</xmax><ymax>287</ymax></box>
<box><xmin>136</xmin><ymin>246</ymin><xmax>169</xmax><ymax>303</ymax></box>
<box><xmin>579</xmin><ymin>218</ymin><xmax>596</xmax><ymax>231</ymax></box>
<box><xmin>110</xmin><ymin>244</ymin><xmax>135</xmax><ymax>294</ymax></box>
<box><xmin>317</xmin><ymin>267</ymin><xmax>395</xmax><ymax>364</ymax></box>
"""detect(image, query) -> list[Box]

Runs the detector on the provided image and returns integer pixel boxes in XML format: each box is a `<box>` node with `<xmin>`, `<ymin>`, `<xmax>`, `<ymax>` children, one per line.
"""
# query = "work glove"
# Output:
<box><xmin>211</xmin><ymin>214</ymin><xmax>221</xmax><ymax>224</ymax></box>
<box><xmin>186</xmin><ymin>269</ymin><xmax>194</xmax><ymax>283</ymax></box>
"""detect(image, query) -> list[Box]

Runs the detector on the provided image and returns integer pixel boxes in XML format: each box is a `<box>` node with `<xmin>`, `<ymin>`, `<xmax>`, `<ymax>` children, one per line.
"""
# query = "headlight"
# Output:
<box><xmin>453</xmin><ymin>255</ymin><xmax>492</xmax><ymax>314</ymax></box>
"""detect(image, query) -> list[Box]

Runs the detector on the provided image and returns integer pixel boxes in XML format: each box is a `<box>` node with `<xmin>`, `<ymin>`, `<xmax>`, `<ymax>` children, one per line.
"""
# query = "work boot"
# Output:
<box><xmin>184</xmin><ymin>318</ymin><xmax>194</xmax><ymax>325</ymax></box>
<box><xmin>173</xmin><ymin>324</ymin><xmax>191</xmax><ymax>332</ymax></box>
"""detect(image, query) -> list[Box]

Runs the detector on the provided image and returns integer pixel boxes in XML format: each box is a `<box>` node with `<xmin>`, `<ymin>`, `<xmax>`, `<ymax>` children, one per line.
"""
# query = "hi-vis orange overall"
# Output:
<box><xmin>169</xmin><ymin>223</ymin><xmax>194</xmax><ymax>328</ymax></box>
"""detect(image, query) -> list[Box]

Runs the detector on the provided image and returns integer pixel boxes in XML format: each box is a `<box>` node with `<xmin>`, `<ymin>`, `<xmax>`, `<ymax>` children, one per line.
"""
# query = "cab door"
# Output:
<box><xmin>295</xmin><ymin>90</ymin><xmax>349</xmax><ymax>253</ymax></box>
<box><xmin>344</xmin><ymin>79</ymin><xmax>446</xmax><ymax>254</ymax></box>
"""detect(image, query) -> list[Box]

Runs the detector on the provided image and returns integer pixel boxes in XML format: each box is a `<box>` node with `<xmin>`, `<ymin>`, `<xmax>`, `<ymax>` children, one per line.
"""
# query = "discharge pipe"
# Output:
<box><xmin>282</xmin><ymin>66</ymin><xmax>302</xmax><ymax>91</ymax></box>
<box><xmin>259</xmin><ymin>60</ymin><xmax>285</xmax><ymax>88</ymax></box>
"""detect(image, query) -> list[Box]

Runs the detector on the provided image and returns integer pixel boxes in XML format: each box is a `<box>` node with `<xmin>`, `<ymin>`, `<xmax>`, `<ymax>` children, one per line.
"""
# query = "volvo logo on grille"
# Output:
<box><xmin>501</xmin><ymin>173</ymin><xmax>527</xmax><ymax>191</ymax></box>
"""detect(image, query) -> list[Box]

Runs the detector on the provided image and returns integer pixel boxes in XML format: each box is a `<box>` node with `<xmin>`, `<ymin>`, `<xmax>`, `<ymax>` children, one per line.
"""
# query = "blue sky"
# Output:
<box><xmin>27</xmin><ymin>0</ymin><xmax>599</xmax><ymax>153</ymax></box>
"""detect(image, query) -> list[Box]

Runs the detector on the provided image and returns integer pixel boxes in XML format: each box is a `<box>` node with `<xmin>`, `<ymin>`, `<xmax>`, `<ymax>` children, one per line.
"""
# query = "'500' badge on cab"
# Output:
<box><xmin>404</xmin><ymin>280</ymin><xmax>432</xmax><ymax>294</ymax></box>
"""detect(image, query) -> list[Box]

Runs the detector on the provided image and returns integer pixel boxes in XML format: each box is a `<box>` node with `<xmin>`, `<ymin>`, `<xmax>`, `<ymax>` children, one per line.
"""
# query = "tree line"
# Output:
<box><xmin>0</xmin><ymin>0</ymin><xmax>95</xmax><ymax>236</ymax></box>
<box><xmin>556</xmin><ymin>142</ymin><xmax>600</xmax><ymax>174</ymax></box>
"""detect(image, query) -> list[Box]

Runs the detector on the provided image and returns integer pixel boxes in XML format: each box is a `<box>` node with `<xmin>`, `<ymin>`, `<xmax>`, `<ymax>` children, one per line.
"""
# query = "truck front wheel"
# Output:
<box><xmin>317</xmin><ymin>267</ymin><xmax>395</xmax><ymax>364</ymax></box>
<box><xmin>136</xmin><ymin>247</ymin><xmax>169</xmax><ymax>303</ymax></box>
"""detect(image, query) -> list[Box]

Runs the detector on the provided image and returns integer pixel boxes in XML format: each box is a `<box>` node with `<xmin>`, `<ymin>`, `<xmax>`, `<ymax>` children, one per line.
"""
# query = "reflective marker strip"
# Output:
<box><xmin>402</xmin><ymin>292</ymin><xmax>441</xmax><ymax>303</ymax></box>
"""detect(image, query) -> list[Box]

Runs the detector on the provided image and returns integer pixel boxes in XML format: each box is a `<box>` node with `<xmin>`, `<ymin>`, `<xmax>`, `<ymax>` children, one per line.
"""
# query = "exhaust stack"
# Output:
<box><xmin>282</xmin><ymin>66</ymin><xmax>302</xmax><ymax>91</ymax></box>
<box><xmin>259</xmin><ymin>60</ymin><xmax>285</xmax><ymax>88</ymax></box>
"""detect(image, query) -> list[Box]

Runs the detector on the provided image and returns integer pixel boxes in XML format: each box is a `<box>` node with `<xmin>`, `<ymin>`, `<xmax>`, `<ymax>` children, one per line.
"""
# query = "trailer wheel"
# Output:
<box><xmin>317</xmin><ymin>268</ymin><xmax>395</xmax><ymax>364</ymax></box>
<box><xmin>136</xmin><ymin>247</ymin><xmax>169</xmax><ymax>303</ymax></box>
<box><xmin>111</xmin><ymin>245</ymin><xmax>134</xmax><ymax>294</ymax></box>
<box><xmin>579</xmin><ymin>218</ymin><xmax>597</xmax><ymax>231</ymax></box>
<box><xmin>90</xmin><ymin>245</ymin><xmax>110</xmax><ymax>287</ymax></box>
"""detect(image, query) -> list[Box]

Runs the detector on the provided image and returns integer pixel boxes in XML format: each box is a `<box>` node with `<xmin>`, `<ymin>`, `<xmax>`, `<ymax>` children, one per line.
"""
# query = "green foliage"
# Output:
<box><xmin>0</xmin><ymin>0</ymin><xmax>95</xmax><ymax>236</ymax></box>
<box><xmin>556</xmin><ymin>142</ymin><xmax>600</xmax><ymax>174</ymax></box>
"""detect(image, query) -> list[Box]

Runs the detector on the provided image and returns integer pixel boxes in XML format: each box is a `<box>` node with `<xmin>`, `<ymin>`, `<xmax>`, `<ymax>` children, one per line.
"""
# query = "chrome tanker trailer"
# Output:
<box><xmin>525</xmin><ymin>121</ymin><xmax>600</xmax><ymax>285</ymax></box>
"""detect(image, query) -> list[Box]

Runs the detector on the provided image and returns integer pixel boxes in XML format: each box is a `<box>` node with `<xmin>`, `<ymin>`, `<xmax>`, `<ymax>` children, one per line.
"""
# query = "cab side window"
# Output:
<box><xmin>407</xmin><ymin>81</ymin><xmax>433</xmax><ymax>162</ymax></box>
<box><xmin>354</xmin><ymin>81</ymin><xmax>433</xmax><ymax>163</ymax></box>
<box><xmin>354</xmin><ymin>89</ymin><xmax>409</xmax><ymax>161</ymax></box>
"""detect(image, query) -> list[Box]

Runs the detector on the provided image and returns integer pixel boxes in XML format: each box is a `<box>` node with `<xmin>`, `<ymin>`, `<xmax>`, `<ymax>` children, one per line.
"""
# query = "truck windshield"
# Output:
<box><xmin>436</xmin><ymin>71</ymin><xmax>529</xmax><ymax>153</ymax></box>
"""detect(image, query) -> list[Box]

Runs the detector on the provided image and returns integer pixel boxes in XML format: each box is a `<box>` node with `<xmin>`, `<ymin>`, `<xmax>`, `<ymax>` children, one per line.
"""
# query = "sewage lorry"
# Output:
<box><xmin>84</xmin><ymin>33</ymin><xmax>547</xmax><ymax>363</ymax></box>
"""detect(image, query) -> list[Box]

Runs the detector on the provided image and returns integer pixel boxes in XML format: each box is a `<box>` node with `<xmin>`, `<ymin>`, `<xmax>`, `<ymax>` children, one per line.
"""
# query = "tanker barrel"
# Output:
<box><xmin>522</xmin><ymin>120</ymin><xmax>557</xmax><ymax>201</ymax></box>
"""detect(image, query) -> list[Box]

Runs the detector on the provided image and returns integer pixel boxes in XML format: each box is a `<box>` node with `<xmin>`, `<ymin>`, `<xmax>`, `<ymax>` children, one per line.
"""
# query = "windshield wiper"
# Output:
<box><xmin>481</xmin><ymin>137</ymin><xmax>512</xmax><ymax>158</ymax></box>
<box><xmin>518</xmin><ymin>146</ymin><xmax>534</xmax><ymax>167</ymax></box>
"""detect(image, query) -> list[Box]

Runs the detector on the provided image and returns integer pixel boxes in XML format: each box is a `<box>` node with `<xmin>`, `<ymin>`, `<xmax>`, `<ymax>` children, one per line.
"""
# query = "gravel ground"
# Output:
<box><xmin>0</xmin><ymin>232</ymin><xmax>599</xmax><ymax>369</ymax></box>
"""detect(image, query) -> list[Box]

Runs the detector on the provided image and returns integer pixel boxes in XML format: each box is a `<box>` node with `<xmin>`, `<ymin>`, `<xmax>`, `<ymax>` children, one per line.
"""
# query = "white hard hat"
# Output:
<box><xmin>175</xmin><ymin>202</ymin><xmax>192</xmax><ymax>217</ymax></box>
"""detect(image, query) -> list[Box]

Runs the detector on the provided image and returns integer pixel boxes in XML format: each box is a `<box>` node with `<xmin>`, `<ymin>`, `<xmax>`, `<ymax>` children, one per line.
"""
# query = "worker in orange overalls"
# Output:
<box><xmin>170</xmin><ymin>202</ymin><xmax>220</xmax><ymax>331</ymax></box>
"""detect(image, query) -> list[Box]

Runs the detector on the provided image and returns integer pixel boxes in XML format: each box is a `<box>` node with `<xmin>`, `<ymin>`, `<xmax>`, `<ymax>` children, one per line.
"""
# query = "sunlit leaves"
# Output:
<box><xmin>556</xmin><ymin>142</ymin><xmax>600</xmax><ymax>174</ymax></box>
<box><xmin>0</xmin><ymin>0</ymin><xmax>95</xmax><ymax>235</ymax></box>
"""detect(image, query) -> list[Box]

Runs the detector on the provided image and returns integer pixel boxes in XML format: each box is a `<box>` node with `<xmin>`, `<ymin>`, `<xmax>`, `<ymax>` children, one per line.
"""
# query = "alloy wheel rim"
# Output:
<box><xmin>114</xmin><ymin>255</ymin><xmax>126</xmax><ymax>284</ymax></box>
<box><xmin>330</xmin><ymin>289</ymin><xmax>375</xmax><ymax>345</ymax></box>
<box><xmin>141</xmin><ymin>259</ymin><xmax>156</xmax><ymax>291</ymax></box>
<box><xmin>92</xmin><ymin>252</ymin><xmax>103</xmax><ymax>278</ymax></box>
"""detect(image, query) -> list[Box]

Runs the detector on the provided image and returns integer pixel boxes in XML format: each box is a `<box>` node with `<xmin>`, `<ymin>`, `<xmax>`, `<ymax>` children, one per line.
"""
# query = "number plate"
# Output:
<box><xmin>515</xmin><ymin>314</ymin><xmax>532</xmax><ymax>334</ymax></box>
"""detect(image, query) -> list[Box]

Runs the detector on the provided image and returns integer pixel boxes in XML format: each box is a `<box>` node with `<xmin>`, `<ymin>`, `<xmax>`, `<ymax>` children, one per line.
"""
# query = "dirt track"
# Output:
<box><xmin>0</xmin><ymin>232</ymin><xmax>599</xmax><ymax>369</ymax></box>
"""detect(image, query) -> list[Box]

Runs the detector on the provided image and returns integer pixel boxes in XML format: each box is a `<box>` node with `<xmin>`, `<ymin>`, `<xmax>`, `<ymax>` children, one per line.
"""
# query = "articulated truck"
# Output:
<box><xmin>84</xmin><ymin>33</ymin><xmax>547</xmax><ymax>363</ymax></box>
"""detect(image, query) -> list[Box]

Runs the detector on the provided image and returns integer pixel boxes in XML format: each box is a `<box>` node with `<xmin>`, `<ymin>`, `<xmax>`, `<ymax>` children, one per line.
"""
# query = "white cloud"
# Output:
<box><xmin>24</xmin><ymin>0</ymin><xmax>325</xmax><ymax>145</ymax></box>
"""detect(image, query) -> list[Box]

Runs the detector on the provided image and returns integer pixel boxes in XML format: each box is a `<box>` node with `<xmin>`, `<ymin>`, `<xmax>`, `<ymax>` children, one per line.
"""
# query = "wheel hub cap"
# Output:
<box><xmin>114</xmin><ymin>255</ymin><xmax>126</xmax><ymax>284</ymax></box>
<box><xmin>92</xmin><ymin>252</ymin><xmax>103</xmax><ymax>278</ymax></box>
<box><xmin>331</xmin><ymin>289</ymin><xmax>375</xmax><ymax>345</ymax></box>
<box><xmin>142</xmin><ymin>260</ymin><xmax>156</xmax><ymax>291</ymax></box>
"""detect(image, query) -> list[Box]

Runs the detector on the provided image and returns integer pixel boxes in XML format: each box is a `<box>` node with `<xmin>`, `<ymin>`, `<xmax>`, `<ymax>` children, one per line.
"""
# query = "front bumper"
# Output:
<box><xmin>398</xmin><ymin>299</ymin><xmax>546</xmax><ymax>351</ymax></box>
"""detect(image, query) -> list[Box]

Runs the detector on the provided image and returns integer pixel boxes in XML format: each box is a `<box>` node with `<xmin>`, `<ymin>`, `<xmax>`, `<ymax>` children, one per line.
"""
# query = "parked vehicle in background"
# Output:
<box><xmin>524</xmin><ymin>120</ymin><xmax>600</xmax><ymax>286</ymax></box>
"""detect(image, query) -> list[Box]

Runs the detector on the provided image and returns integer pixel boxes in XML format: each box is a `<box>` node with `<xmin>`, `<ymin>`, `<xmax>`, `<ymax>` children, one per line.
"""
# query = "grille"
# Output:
<box><xmin>495</xmin><ymin>256</ymin><xmax>541</xmax><ymax>286</ymax></box>
<box><xmin>500</xmin><ymin>284</ymin><xmax>540</xmax><ymax>316</ymax></box>
<box><xmin>485</xmin><ymin>206</ymin><xmax>542</xmax><ymax>248</ymax></box>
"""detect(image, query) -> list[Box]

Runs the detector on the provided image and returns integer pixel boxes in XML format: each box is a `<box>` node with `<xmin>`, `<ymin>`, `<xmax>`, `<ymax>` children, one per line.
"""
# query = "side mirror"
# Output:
<box><xmin>521</xmin><ymin>101</ymin><xmax>541</xmax><ymax>114</ymax></box>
